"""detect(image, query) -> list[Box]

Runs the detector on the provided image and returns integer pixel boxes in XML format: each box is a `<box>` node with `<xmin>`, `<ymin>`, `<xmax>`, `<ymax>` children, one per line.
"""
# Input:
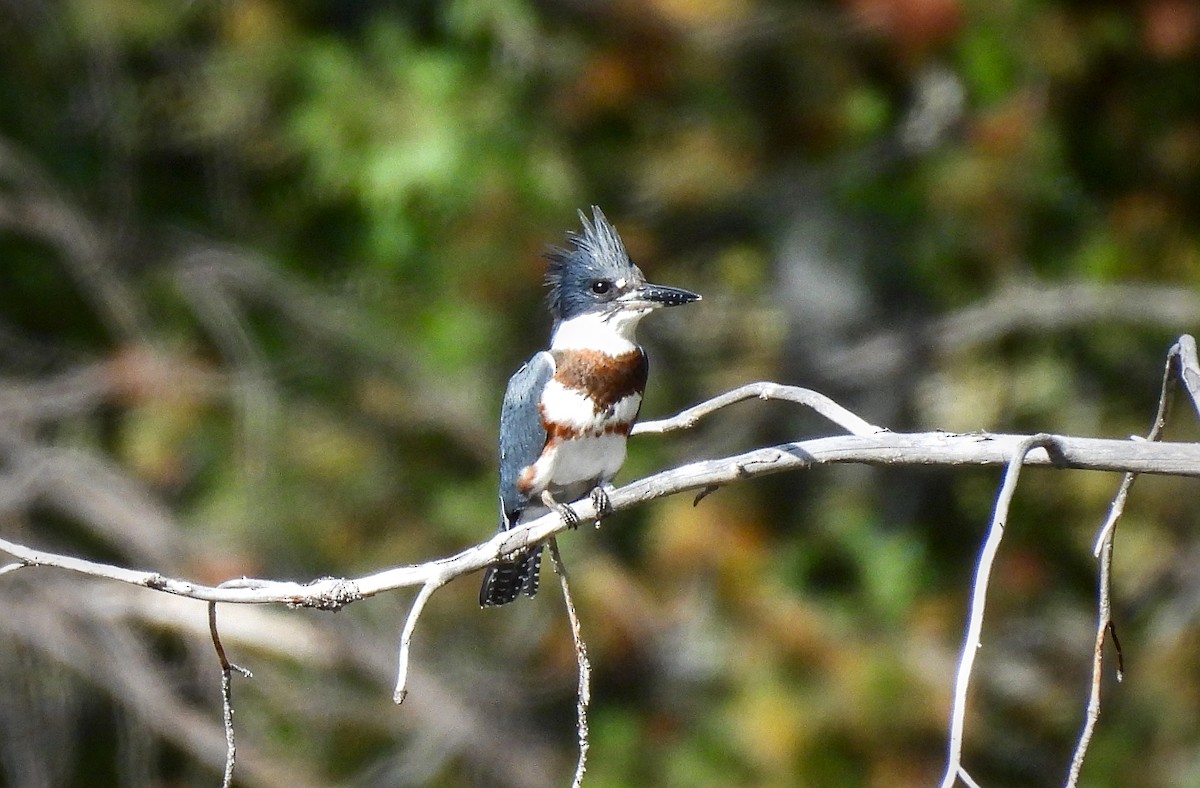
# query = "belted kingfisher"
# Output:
<box><xmin>479</xmin><ymin>206</ymin><xmax>701</xmax><ymax>607</ymax></box>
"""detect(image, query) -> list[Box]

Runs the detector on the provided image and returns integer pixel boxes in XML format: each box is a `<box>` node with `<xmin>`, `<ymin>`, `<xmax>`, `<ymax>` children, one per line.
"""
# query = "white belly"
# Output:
<box><xmin>540</xmin><ymin>379</ymin><xmax>642</xmax><ymax>427</ymax></box>
<box><xmin>548</xmin><ymin>434</ymin><xmax>628</xmax><ymax>489</ymax></box>
<box><xmin>519</xmin><ymin>380</ymin><xmax>641</xmax><ymax>499</ymax></box>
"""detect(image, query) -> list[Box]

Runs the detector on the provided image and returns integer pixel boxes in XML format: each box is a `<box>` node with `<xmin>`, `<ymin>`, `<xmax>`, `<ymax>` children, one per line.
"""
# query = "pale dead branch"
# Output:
<box><xmin>940</xmin><ymin>433</ymin><xmax>1060</xmax><ymax>788</ymax></box>
<box><xmin>549</xmin><ymin>537</ymin><xmax>591</xmax><ymax>788</ymax></box>
<box><xmin>1066</xmin><ymin>333</ymin><xmax>1200</xmax><ymax>787</ymax></box>
<box><xmin>3</xmin><ymin>339</ymin><xmax>1200</xmax><ymax>785</ymax></box>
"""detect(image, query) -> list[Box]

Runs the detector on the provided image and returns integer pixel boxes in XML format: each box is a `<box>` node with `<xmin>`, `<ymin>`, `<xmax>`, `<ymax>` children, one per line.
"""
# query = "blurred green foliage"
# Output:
<box><xmin>2</xmin><ymin>0</ymin><xmax>1200</xmax><ymax>786</ymax></box>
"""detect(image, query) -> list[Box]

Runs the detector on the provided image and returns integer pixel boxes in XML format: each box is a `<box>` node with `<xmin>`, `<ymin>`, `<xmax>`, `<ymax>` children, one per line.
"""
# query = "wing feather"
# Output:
<box><xmin>497</xmin><ymin>351</ymin><xmax>555</xmax><ymax>528</ymax></box>
<box><xmin>481</xmin><ymin>351</ymin><xmax>555</xmax><ymax>606</ymax></box>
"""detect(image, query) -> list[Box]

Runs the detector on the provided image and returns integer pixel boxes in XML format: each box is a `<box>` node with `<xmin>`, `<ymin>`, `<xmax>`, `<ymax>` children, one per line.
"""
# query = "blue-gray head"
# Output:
<box><xmin>544</xmin><ymin>206</ymin><xmax>700</xmax><ymax>327</ymax></box>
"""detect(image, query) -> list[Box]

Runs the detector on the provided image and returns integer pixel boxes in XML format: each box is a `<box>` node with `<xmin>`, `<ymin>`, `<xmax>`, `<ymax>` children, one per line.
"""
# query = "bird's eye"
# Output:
<box><xmin>590</xmin><ymin>279</ymin><xmax>613</xmax><ymax>295</ymax></box>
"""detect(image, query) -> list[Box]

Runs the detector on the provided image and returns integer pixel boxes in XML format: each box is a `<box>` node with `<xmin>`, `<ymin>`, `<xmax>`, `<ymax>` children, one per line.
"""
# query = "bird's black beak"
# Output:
<box><xmin>631</xmin><ymin>282</ymin><xmax>702</xmax><ymax>308</ymax></box>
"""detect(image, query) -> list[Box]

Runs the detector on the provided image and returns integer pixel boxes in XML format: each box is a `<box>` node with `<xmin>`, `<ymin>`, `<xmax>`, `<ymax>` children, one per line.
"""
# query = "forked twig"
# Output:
<box><xmin>0</xmin><ymin>562</ymin><xmax>25</xmax><ymax>577</ymax></box>
<box><xmin>1066</xmin><ymin>334</ymin><xmax>1200</xmax><ymax>786</ymax></box>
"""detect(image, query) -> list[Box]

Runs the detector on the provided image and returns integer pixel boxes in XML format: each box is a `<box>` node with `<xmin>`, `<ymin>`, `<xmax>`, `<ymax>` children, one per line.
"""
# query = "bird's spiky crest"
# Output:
<box><xmin>544</xmin><ymin>206</ymin><xmax>635</xmax><ymax>322</ymax></box>
<box><xmin>571</xmin><ymin>205</ymin><xmax>628</xmax><ymax>268</ymax></box>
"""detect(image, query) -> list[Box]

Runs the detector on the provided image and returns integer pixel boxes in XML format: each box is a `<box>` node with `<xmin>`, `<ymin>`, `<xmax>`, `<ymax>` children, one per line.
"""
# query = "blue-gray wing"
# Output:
<box><xmin>497</xmin><ymin>350</ymin><xmax>555</xmax><ymax>529</ymax></box>
<box><xmin>481</xmin><ymin>351</ymin><xmax>555</xmax><ymax>607</ymax></box>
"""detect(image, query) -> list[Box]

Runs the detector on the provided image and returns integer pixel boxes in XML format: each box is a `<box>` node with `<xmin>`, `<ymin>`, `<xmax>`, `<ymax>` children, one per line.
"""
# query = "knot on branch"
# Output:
<box><xmin>290</xmin><ymin>578</ymin><xmax>362</xmax><ymax>611</ymax></box>
<box><xmin>143</xmin><ymin>574</ymin><xmax>169</xmax><ymax>591</ymax></box>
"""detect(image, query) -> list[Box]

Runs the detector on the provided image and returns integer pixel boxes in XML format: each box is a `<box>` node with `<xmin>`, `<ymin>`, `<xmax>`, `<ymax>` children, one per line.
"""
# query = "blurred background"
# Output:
<box><xmin>2</xmin><ymin>0</ymin><xmax>1200</xmax><ymax>786</ymax></box>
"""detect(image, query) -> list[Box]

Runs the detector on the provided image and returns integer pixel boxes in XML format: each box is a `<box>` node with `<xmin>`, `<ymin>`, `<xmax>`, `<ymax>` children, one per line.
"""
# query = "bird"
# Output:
<box><xmin>479</xmin><ymin>206</ymin><xmax>701</xmax><ymax>607</ymax></box>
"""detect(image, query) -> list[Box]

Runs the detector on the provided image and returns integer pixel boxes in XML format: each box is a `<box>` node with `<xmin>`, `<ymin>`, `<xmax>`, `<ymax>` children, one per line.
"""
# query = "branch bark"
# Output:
<box><xmin>2</xmin><ymin>430</ymin><xmax>1199</xmax><ymax>608</ymax></box>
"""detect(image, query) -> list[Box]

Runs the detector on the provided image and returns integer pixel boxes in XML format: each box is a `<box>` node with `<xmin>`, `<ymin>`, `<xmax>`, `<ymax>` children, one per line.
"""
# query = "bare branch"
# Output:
<box><xmin>1168</xmin><ymin>334</ymin><xmax>1200</xmax><ymax>419</ymax></box>
<box><xmin>957</xmin><ymin>765</ymin><xmax>983</xmax><ymax>788</ymax></box>
<box><xmin>209</xmin><ymin>602</ymin><xmax>252</xmax><ymax>788</ymax></box>
<box><xmin>549</xmin><ymin>538</ymin><xmax>591</xmax><ymax>788</ymax></box>
<box><xmin>1091</xmin><ymin>336</ymin><xmax>1195</xmax><ymax>554</ymax></box>
<box><xmin>3</xmin><ymin>428</ymin><xmax>1200</xmax><ymax>610</ymax></box>
<box><xmin>1067</xmin><ymin>492</ymin><xmax>1123</xmax><ymax>788</ymax></box>
<box><xmin>1066</xmin><ymin>334</ymin><xmax>1200</xmax><ymax>785</ymax></box>
<box><xmin>941</xmin><ymin>434</ymin><xmax>1059</xmax><ymax>788</ymax></box>
<box><xmin>2</xmin><ymin>358</ymin><xmax>1199</xmax><ymax>785</ymax></box>
<box><xmin>393</xmin><ymin>579</ymin><xmax>443</xmax><ymax>704</ymax></box>
<box><xmin>633</xmin><ymin>382</ymin><xmax>882</xmax><ymax>436</ymax></box>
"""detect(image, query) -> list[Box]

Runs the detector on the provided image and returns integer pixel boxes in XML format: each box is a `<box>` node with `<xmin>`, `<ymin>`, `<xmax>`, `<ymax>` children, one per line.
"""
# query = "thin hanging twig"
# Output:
<box><xmin>549</xmin><ymin>538</ymin><xmax>591</xmax><ymax>788</ymax></box>
<box><xmin>393</xmin><ymin>579</ymin><xmax>443</xmax><ymax>703</ymax></box>
<box><xmin>208</xmin><ymin>602</ymin><xmax>253</xmax><ymax>788</ymax></box>
<box><xmin>1066</xmin><ymin>334</ymin><xmax>1200</xmax><ymax>786</ymax></box>
<box><xmin>940</xmin><ymin>434</ymin><xmax>1060</xmax><ymax>788</ymax></box>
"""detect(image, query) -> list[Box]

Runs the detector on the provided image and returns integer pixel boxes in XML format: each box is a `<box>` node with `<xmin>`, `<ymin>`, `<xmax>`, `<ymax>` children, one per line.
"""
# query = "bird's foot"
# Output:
<box><xmin>541</xmin><ymin>491</ymin><xmax>581</xmax><ymax>530</ymax></box>
<box><xmin>590</xmin><ymin>485</ymin><xmax>615</xmax><ymax>528</ymax></box>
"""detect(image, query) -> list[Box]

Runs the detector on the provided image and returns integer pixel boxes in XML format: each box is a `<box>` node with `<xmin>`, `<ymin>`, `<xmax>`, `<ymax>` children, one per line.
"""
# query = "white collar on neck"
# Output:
<box><xmin>550</xmin><ymin>309</ymin><xmax>648</xmax><ymax>355</ymax></box>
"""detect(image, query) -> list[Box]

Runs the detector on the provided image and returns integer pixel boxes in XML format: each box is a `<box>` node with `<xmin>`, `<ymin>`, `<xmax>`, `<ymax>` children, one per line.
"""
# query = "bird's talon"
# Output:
<box><xmin>590</xmin><ymin>486</ymin><xmax>614</xmax><ymax>528</ymax></box>
<box><xmin>591</xmin><ymin>486</ymin><xmax>614</xmax><ymax>516</ymax></box>
<box><xmin>542</xmin><ymin>491</ymin><xmax>581</xmax><ymax>529</ymax></box>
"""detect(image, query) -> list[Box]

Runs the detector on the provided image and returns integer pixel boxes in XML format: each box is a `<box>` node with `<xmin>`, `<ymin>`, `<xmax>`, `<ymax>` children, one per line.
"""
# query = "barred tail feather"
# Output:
<box><xmin>479</xmin><ymin>547</ymin><xmax>543</xmax><ymax>607</ymax></box>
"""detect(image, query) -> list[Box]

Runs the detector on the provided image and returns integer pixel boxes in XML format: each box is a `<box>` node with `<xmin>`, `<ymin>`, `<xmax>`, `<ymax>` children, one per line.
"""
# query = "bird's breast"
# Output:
<box><xmin>515</xmin><ymin>348</ymin><xmax>647</xmax><ymax>496</ymax></box>
<box><xmin>541</xmin><ymin>348</ymin><xmax>647</xmax><ymax>433</ymax></box>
